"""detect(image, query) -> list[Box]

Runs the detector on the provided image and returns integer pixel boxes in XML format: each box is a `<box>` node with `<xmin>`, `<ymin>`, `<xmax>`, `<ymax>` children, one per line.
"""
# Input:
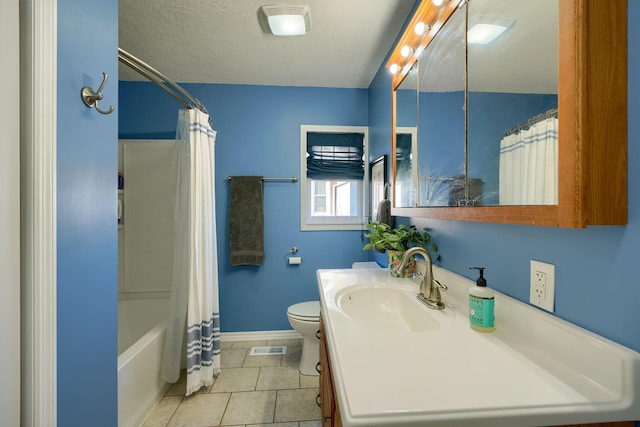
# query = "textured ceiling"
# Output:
<box><xmin>119</xmin><ymin>0</ymin><xmax>417</xmax><ymax>88</ymax></box>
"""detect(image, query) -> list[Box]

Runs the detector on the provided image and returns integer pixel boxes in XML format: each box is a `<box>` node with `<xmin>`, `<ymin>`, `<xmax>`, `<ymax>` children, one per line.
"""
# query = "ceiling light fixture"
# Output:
<box><xmin>260</xmin><ymin>5</ymin><xmax>311</xmax><ymax>36</ymax></box>
<box><xmin>467</xmin><ymin>16</ymin><xmax>515</xmax><ymax>45</ymax></box>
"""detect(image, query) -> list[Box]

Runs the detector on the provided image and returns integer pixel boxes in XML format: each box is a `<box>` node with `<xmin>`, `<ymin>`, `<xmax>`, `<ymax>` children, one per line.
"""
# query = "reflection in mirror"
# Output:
<box><xmin>394</xmin><ymin>65</ymin><xmax>418</xmax><ymax>207</ymax></box>
<box><xmin>467</xmin><ymin>0</ymin><xmax>558</xmax><ymax>206</ymax></box>
<box><xmin>417</xmin><ymin>4</ymin><xmax>466</xmax><ymax>207</ymax></box>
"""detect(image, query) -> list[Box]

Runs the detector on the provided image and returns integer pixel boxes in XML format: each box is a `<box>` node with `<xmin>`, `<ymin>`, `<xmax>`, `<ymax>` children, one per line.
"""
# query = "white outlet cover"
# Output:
<box><xmin>530</xmin><ymin>260</ymin><xmax>555</xmax><ymax>312</ymax></box>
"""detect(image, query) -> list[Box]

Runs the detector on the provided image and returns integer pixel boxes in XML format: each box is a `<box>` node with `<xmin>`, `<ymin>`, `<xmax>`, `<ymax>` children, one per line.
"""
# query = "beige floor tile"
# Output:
<box><xmin>281</xmin><ymin>346</ymin><xmax>302</xmax><ymax>368</ymax></box>
<box><xmin>300</xmin><ymin>421</ymin><xmax>322</xmax><ymax>427</ymax></box>
<box><xmin>167</xmin><ymin>393</ymin><xmax>230</xmax><ymax>427</ymax></box>
<box><xmin>249</xmin><ymin>423</ymin><xmax>298</xmax><ymax>427</ymax></box>
<box><xmin>256</xmin><ymin>366</ymin><xmax>300</xmax><ymax>391</ymax></box>
<box><xmin>220</xmin><ymin>341</ymin><xmax>234</xmax><ymax>350</ymax></box>
<box><xmin>299</xmin><ymin>373</ymin><xmax>319</xmax><ymax>389</ymax></box>
<box><xmin>141</xmin><ymin>396</ymin><xmax>183</xmax><ymax>427</ymax></box>
<box><xmin>274</xmin><ymin>388</ymin><xmax>321</xmax><ymax>423</ymax></box>
<box><xmin>242</xmin><ymin>354</ymin><xmax>282</xmax><ymax>368</ymax></box>
<box><xmin>220</xmin><ymin>390</ymin><xmax>277</xmax><ymax>426</ymax></box>
<box><xmin>210</xmin><ymin>367</ymin><xmax>259</xmax><ymax>393</ymax></box>
<box><xmin>221</xmin><ymin>349</ymin><xmax>248</xmax><ymax>368</ymax></box>
<box><xmin>266</xmin><ymin>338</ymin><xmax>302</xmax><ymax>347</ymax></box>
<box><xmin>231</xmin><ymin>340</ymin><xmax>267</xmax><ymax>349</ymax></box>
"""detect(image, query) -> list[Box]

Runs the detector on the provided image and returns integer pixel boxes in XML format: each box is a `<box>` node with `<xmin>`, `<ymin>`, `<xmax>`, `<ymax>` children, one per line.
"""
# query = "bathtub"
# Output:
<box><xmin>117</xmin><ymin>297</ymin><xmax>170</xmax><ymax>427</ymax></box>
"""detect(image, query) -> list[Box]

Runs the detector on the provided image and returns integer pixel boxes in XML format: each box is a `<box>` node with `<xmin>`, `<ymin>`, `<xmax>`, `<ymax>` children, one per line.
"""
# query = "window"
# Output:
<box><xmin>300</xmin><ymin>125</ymin><xmax>369</xmax><ymax>231</ymax></box>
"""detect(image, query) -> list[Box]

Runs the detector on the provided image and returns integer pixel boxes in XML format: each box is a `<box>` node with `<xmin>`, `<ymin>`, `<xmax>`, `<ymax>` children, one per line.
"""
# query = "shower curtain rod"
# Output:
<box><xmin>504</xmin><ymin>108</ymin><xmax>558</xmax><ymax>137</ymax></box>
<box><xmin>118</xmin><ymin>47</ymin><xmax>211</xmax><ymax>120</ymax></box>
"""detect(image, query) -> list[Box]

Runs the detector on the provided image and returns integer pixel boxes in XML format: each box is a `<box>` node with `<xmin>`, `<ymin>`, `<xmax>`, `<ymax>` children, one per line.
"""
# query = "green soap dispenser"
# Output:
<box><xmin>469</xmin><ymin>267</ymin><xmax>495</xmax><ymax>332</ymax></box>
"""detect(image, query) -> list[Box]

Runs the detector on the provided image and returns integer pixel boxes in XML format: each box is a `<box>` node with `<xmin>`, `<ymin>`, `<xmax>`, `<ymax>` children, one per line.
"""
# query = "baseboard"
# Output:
<box><xmin>220</xmin><ymin>330</ymin><xmax>302</xmax><ymax>342</ymax></box>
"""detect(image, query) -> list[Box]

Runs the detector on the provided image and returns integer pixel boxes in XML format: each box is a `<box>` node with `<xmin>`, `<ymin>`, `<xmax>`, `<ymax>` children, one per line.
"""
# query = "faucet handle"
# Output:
<box><xmin>433</xmin><ymin>279</ymin><xmax>447</xmax><ymax>291</ymax></box>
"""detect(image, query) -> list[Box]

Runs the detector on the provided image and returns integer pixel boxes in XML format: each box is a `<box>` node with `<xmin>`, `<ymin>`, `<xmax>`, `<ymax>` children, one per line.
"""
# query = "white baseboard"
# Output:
<box><xmin>220</xmin><ymin>330</ymin><xmax>302</xmax><ymax>342</ymax></box>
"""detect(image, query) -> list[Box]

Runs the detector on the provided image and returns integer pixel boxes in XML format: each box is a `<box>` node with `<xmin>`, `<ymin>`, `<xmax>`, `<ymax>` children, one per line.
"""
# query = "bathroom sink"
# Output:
<box><xmin>317</xmin><ymin>267</ymin><xmax>640</xmax><ymax>427</ymax></box>
<box><xmin>335</xmin><ymin>285</ymin><xmax>442</xmax><ymax>332</ymax></box>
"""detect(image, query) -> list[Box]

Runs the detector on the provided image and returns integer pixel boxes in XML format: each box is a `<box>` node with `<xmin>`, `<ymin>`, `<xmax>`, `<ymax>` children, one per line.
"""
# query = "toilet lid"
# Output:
<box><xmin>287</xmin><ymin>301</ymin><xmax>320</xmax><ymax>320</ymax></box>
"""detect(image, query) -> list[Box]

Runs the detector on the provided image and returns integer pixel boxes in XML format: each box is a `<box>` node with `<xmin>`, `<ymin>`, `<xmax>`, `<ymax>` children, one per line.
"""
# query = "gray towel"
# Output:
<box><xmin>376</xmin><ymin>199</ymin><xmax>392</xmax><ymax>226</ymax></box>
<box><xmin>229</xmin><ymin>176</ymin><xmax>264</xmax><ymax>266</ymax></box>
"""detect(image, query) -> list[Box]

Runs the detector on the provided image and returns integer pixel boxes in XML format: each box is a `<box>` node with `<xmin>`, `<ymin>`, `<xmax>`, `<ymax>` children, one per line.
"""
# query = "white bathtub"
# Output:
<box><xmin>118</xmin><ymin>297</ymin><xmax>170</xmax><ymax>427</ymax></box>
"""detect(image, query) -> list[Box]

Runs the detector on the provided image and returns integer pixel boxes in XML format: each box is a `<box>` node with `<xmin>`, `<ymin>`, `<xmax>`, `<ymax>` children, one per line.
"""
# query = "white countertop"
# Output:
<box><xmin>317</xmin><ymin>267</ymin><xmax>640</xmax><ymax>427</ymax></box>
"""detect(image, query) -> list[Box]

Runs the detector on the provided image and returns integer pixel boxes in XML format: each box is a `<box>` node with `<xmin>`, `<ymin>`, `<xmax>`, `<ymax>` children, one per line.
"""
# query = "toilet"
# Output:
<box><xmin>287</xmin><ymin>301</ymin><xmax>320</xmax><ymax>376</ymax></box>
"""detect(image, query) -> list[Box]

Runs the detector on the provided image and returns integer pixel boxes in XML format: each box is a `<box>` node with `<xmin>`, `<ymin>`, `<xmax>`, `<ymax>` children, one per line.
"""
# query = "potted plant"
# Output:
<box><xmin>363</xmin><ymin>221</ymin><xmax>438</xmax><ymax>277</ymax></box>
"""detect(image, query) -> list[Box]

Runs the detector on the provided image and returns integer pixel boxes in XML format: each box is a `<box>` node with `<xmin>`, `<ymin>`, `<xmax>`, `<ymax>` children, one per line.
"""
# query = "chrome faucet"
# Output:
<box><xmin>398</xmin><ymin>246</ymin><xmax>447</xmax><ymax>310</ymax></box>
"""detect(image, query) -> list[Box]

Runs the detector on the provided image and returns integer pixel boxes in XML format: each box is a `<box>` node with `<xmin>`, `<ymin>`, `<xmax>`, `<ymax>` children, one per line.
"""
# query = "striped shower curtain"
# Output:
<box><xmin>499</xmin><ymin>116</ymin><xmax>558</xmax><ymax>205</ymax></box>
<box><xmin>161</xmin><ymin>109</ymin><xmax>221</xmax><ymax>396</ymax></box>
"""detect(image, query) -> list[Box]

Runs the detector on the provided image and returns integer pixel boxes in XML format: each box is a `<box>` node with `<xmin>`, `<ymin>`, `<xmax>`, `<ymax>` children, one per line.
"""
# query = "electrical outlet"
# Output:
<box><xmin>530</xmin><ymin>260</ymin><xmax>555</xmax><ymax>312</ymax></box>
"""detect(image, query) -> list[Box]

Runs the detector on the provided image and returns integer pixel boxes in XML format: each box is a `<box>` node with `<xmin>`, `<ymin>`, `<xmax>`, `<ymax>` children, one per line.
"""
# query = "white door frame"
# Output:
<box><xmin>20</xmin><ymin>0</ymin><xmax>58</xmax><ymax>425</ymax></box>
<box><xmin>1</xmin><ymin>0</ymin><xmax>22</xmax><ymax>425</ymax></box>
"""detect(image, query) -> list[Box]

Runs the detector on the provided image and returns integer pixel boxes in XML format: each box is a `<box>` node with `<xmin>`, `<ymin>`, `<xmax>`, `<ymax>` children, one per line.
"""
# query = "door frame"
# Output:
<box><xmin>20</xmin><ymin>0</ymin><xmax>58</xmax><ymax>425</ymax></box>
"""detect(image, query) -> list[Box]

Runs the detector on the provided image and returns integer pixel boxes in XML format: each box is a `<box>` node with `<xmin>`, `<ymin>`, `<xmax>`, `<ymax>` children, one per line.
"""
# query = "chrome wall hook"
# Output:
<box><xmin>81</xmin><ymin>72</ymin><xmax>115</xmax><ymax>115</ymax></box>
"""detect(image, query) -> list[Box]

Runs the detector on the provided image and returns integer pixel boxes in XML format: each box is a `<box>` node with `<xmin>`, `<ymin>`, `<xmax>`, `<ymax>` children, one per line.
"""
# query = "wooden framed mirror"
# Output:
<box><xmin>388</xmin><ymin>0</ymin><xmax>627</xmax><ymax>228</ymax></box>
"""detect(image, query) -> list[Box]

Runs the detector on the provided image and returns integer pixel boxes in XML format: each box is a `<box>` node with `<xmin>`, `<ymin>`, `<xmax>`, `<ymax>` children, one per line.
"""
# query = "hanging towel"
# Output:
<box><xmin>376</xmin><ymin>199</ymin><xmax>392</xmax><ymax>227</ymax></box>
<box><xmin>229</xmin><ymin>176</ymin><xmax>265</xmax><ymax>266</ymax></box>
<box><xmin>376</xmin><ymin>184</ymin><xmax>392</xmax><ymax>226</ymax></box>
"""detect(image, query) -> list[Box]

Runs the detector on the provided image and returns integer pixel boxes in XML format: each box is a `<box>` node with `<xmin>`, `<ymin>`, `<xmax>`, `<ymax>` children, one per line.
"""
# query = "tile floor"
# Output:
<box><xmin>141</xmin><ymin>339</ymin><xmax>322</xmax><ymax>427</ymax></box>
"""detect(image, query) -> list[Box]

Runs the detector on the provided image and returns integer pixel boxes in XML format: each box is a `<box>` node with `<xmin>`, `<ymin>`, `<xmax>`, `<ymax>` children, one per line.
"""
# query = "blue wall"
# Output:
<box><xmin>119</xmin><ymin>83</ymin><xmax>370</xmax><ymax>331</ymax></box>
<box><xmin>57</xmin><ymin>0</ymin><xmax>118</xmax><ymax>425</ymax></box>
<box><xmin>368</xmin><ymin>2</ymin><xmax>640</xmax><ymax>357</ymax></box>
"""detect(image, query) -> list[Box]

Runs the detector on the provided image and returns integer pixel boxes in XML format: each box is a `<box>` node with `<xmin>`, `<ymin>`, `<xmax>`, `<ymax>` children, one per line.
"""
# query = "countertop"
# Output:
<box><xmin>317</xmin><ymin>266</ymin><xmax>640</xmax><ymax>427</ymax></box>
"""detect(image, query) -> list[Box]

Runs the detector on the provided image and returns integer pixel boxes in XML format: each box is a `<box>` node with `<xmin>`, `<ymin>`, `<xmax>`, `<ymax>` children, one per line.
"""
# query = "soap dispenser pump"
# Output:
<box><xmin>468</xmin><ymin>267</ymin><xmax>495</xmax><ymax>332</ymax></box>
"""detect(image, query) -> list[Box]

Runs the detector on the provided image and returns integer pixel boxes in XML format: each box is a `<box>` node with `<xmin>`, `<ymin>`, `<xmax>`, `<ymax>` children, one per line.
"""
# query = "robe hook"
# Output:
<box><xmin>81</xmin><ymin>72</ymin><xmax>115</xmax><ymax>115</ymax></box>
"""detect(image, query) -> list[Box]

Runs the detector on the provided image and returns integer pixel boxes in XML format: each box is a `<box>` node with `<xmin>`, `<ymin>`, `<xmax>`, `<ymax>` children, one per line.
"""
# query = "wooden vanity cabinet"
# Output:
<box><xmin>319</xmin><ymin>314</ymin><xmax>342</xmax><ymax>427</ymax></box>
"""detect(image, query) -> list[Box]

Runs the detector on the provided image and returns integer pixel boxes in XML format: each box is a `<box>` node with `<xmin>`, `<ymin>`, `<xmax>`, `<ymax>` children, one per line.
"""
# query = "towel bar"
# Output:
<box><xmin>226</xmin><ymin>176</ymin><xmax>298</xmax><ymax>182</ymax></box>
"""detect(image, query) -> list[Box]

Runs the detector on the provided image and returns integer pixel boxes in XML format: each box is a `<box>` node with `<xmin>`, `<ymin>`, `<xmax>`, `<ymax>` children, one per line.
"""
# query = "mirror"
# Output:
<box><xmin>388</xmin><ymin>0</ymin><xmax>626</xmax><ymax>227</ymax></box>
<box><xmin>394</xmin><ymin>66</ymin><xmax>418</xmax><ymax>207</ymax></box>
<box><xmin>394</xmin><ymin>0</ymin><xmax>560</xmax><ymax>208</ymax></box>
<box><xmin>467</xmin><ymin>0</ymin><xmax>558</xmax><ymax>206</ymax></box>
<box><xmin>417</xmin><ymin>4</ymin><xmax>466</xmax><ymax>207</ymax></box>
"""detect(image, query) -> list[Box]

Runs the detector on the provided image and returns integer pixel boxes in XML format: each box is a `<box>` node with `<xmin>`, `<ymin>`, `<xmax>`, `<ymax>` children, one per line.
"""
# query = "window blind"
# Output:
<box><xmin>306</xmin><ymin>132</ymin><xmax>364</xmax><ymax>180</ymax></box>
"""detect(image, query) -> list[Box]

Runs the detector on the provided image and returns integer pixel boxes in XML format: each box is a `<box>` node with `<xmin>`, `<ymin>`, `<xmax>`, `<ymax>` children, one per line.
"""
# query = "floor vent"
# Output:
<box><xmin>249</xmin><ymin>345</ymin><xmax>287</xmax><ymax>356</ymax></box>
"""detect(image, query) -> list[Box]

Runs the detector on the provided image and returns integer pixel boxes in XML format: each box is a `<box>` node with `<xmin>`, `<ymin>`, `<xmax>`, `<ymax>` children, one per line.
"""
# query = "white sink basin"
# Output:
<box><xmin>335</xmin><ymin>284</ymin><xmax>443</xmax><ymax>332</ymax></box>
<box><xmin>317</xmin><ymin>267</ymin><xmax>640</xmax><ymax>427</ymax></box>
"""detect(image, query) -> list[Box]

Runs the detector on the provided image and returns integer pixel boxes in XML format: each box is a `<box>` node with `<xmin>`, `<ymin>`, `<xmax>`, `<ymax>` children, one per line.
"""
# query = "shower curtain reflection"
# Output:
<box><xmin>499</xmin><ymin>113</ymin><xmax>558</xmax><ymax>205</ymax></box>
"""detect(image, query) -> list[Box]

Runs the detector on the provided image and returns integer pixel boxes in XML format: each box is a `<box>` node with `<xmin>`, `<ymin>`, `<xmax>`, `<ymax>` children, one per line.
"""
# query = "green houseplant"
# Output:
<box><xmin>363</xmin><ymin>221</ymin><xmax>438</xmax><ymax>277</ymax></box>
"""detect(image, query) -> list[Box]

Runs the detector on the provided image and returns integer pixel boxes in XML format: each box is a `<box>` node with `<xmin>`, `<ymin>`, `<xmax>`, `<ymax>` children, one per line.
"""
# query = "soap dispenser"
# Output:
<box><xmin>469</xmin><ymin>267</ymin><xmax>495</xmax><ymax>332</ymax></box>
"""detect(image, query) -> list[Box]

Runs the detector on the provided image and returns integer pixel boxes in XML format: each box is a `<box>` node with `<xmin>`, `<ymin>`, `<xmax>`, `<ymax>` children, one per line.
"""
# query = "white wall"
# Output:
<box><xmin>0</xmin><ymin>0</ymin><xmax>21</xmax><ymax>424</ymax></box>
<box><xmin>119</xmin><ymin>140</ymin><xmax>177</xmax><ymax>296</ymax></box>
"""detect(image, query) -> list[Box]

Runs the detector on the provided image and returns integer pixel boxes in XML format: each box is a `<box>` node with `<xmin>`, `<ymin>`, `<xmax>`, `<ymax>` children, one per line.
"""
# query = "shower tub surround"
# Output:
<box><xmin>317</xmin><ymin>267</ymin><xmax>640</xmax><ymax>427</ymax></box>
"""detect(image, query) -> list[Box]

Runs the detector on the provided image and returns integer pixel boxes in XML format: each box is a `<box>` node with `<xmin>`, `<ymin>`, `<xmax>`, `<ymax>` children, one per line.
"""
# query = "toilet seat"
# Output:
<box><xmin>287</xmin><ymin>301</ymin><xmax>320</xmax><ymax>321</ymax></box>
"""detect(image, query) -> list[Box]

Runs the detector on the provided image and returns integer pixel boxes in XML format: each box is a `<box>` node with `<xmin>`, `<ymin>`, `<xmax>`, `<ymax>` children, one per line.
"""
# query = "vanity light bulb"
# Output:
<box><xmin>389</xmin><ymin>64</ymin><xmax>401</xmax><ymax>74</ymax></box>
<box><xmin>414</xmin><ymin>22</ymin><xmax>427</xmax><ymax>36</ymax></box>
<box><xmin>432</xmin><ymin>0</ymin><xmax>444</xmax><ymax>6</ymax></box>
<box><xmin>400</xmin><ymin>45</ymin><xmax>413</xmax><ymax>57</ymax></box>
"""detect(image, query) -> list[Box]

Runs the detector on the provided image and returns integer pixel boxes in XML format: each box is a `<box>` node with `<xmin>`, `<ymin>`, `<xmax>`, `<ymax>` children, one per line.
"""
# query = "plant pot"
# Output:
<box><xmin>387</xmin><ymin>250</ymin><xmax>414</xmax><ymax>278</ymax></box>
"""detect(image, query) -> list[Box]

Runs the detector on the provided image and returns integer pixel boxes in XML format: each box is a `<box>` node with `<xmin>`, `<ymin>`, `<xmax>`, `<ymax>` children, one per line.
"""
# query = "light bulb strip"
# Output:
<box><xmin>385</xmin><ymin>0</ymin><xmax>459</xmax><ymax>88</ymax></box>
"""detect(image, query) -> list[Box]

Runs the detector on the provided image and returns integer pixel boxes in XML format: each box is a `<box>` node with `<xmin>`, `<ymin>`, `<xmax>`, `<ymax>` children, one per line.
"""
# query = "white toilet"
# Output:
<box><xmin>287</xmin><ymin>301</ymin><xmax>320</xmax><ymax>376</ymax></box>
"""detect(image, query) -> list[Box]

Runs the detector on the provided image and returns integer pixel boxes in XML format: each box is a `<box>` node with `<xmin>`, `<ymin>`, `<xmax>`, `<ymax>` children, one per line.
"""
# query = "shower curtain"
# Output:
<box><xmin>161</xmin><ymin>109</ymin><xmax>221</xmax><ymax>396</ymax></box>
<box><xmin>499</xmin><ymin>116</ymin><xmax>558</xmax><ymax>205</ymax></box>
